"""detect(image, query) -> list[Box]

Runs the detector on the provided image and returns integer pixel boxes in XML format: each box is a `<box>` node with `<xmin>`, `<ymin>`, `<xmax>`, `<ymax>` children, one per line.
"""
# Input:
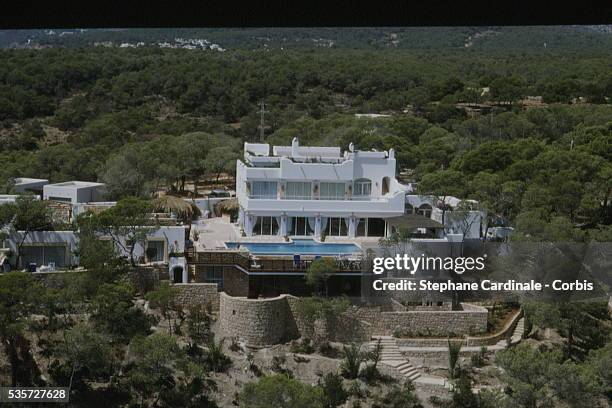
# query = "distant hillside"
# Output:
<box><xmin>1</xmin><ymin>26</ymin><xmax>611</xmax><ymax>54</ymax></box>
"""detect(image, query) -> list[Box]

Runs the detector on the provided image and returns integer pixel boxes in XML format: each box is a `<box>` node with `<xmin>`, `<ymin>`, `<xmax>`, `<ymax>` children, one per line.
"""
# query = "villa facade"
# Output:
<box><xmin>236</xmin><ymin>138</ymin><xmax>408</xmax><ymax>239</ymax></box>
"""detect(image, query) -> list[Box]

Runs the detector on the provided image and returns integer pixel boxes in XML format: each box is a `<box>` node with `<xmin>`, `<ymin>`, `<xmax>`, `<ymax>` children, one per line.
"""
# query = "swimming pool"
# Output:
<box><xmin>225</xmin><ymin>239</ymin><xmax>362</xmax><ymax>256</ymax></box>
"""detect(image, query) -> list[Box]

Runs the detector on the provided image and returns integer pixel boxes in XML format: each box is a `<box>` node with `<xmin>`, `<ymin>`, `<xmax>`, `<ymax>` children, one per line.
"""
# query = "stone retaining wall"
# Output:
<box><xmin>219</xmin><ymin>292</ymin><xmax>488</xmax><ymax>347</ymax></box>
<box><xmin>287</xmin><ymin>296</ymin><xmax>372</xmax><ymax>344</ymax></box>
<box><xmin>396</xmin><ymin>309</ymin><xmax>523</xmax><ymax>348</ymax></box>
<box><xmin>355</xmin><ymin>302</ymin><xmax>488</xmax><ymax>337</ymax></box>
<box><xmin>219</xmin><ymin>293</ymin><xmax>298</xmax><ymax>347</ymax></box>
<box><xmin>32</xmin><ymin>270</ymin><xmax>85</xmax><ymax>288</ymax></box>
<box><xmin>174</xmin><ymin>283</ymin><xmax>220</xmax><ymax>311</ymax></box>
<box><xmin>465</xmin><ymin>308</ymin><xmax>522</xmax><ymax>346</ymax></box>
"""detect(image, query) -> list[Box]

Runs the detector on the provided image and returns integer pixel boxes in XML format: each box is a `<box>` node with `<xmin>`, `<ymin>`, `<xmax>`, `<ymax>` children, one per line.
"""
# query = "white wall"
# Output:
<box><xmin>43</xmin><ymin>184</ymin><xmax>106</xmax><ymax>204</ymax></box>
<box><xmin>5</xmin><ymin>226</ymin><xmax>187</xmax><ymax>269</ymax></box>
<box><xmin>114</xmin><ymin>226</ymin><xmax>187</xmax><ymax>263</ymax></box>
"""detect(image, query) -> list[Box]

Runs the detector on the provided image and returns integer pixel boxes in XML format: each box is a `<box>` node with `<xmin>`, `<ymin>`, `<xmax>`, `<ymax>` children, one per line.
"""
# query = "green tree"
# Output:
<box><xmin>187</xmin><ymin>303</ymin><xmax>213</xmax><ymax>346</ymax></box>
<box><xmin>127</xmin><ymin>333</ymin><xmax>184</xmax><ymax>407</ymax></box>
<box><xmin>89</xmin><ymin>283</ymin><xmax>152</xmax><ymax>342</ymax></box>
<box><xmin>318</xmin><ymin>372</ymin><xmax>347</xmax><ymax>408</ymax></box>
<box><xmin>0</xmin><ymin>272</ymin><xmax>44</xmax><ymax>386</ymax></box>
<box><xmin>0</xmin><ymin>195</ymin><xmax>54</xmax><ymax>268</ymax></box>
<box><xmin>495</xmin><ymin>344</ymin><xmax>561</xmax><ymax>408</ymax></box>
<box><xmin>238</xmin><ymin>374</ymin><xmax>324</xmax><ymax>408</ymax></box>
<box><xmin>53</xmin><ymin>323</ymin><xmax>114</xmax><ymax>394</ymax></box>
<box><xmin>202</xmin><ymin>145</ymin><xmax>240</xmax><ymax>182</ymax></box>
<box><xmin>305</xmin><ymin>258</ymin><xmax>336</xmax><ymax>296</ymax></box>
<box><xmin>146</xmin><ymin>281</ymin><xmax>180</xmax><ymax>335</ymax></box>
<box><xmin>81</xmin><ymin>197</ymin><xmax>158</xmax><ymax>266</ymax></box>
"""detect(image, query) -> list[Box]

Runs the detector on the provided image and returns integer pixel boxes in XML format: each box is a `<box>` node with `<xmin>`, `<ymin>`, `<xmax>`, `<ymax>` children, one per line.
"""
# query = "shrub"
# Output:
<box><xmin>238</xmin><ymin>374</ymin><xmax>324</xmax><ymax>408</ymax></box>
<box><xmin>340</xmin><ymin>343</ymin><xmax>363</xmax><ymax>379</ymax></box>
<box><xmin>290</xmin><ymin>338</ymin><xmax>315</xmax><ymax>354</ymax></box>
<box><xmin>319</xmin><ymin>372</ymin><xmax>348</xmax><ymax>408</ymax></box>
<box><xmin>373</xmin><ymin>383</ymin><xmax>423</xmax><ymax>408</ymax></box>
<box><xmin>205</xmin><ymin>338</ymin><xmax>232</xmax><ymax>373</ymax></box>
<box><xmin>470</xmin><ymin>346</ymin><xmax>487</xmax><ymax>368</ymax></box>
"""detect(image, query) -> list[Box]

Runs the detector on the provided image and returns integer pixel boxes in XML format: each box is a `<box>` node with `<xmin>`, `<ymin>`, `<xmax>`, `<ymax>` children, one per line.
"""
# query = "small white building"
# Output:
<box><xmin>13</xmin><ymin>178</ymin><xmax>49</xmax><ymax>195</ymax></box>
<box><xmin>0</xmin><ymin>195</ymin><xmax>21</xmax><ymax>205</ymax></box>
<box><xmin>4</xmin><ymin>225</ymin><xmax>186</xmax><ymax>271</ymax></box>
<box><xmin>43</xmin><ymin>181</ymin><xmax>106</xmax><ymax>204</ymax></box>
<box><xmin>404</xmin><ymin>194</ymin><xmax>485</xmax><ymax>239</ymax></box>
<box><xmin>235</xmin><ymin>138</ymin><xmax>408</xmax><ymax>239</ymax></box>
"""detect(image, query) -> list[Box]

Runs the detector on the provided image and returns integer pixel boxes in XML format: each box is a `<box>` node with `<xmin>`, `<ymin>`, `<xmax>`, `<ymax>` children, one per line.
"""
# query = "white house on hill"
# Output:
<box><xmin>235</xmin><ymin>138</ymin><xmax>408</xmax><ymax>239</ymax></box>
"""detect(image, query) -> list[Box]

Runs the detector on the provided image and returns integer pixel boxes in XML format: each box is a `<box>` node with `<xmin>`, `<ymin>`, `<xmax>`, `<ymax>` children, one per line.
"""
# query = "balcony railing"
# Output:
<box><xmin>248</xmin><ymin>195</ymin><xmax>388</xmax><ymax>202</ymax></box>
<box><xmin>254</xmin><ymin>257</ymin><xmax>363</xmax><ymax>273</ymax></box>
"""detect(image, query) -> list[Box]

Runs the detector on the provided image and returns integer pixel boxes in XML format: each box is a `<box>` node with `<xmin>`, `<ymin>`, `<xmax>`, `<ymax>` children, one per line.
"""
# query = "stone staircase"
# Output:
<box><xmin>494</xmin><ymin>317</ymin><xmax>525</xmax><ymax>347</ymax></box>
<box><xmin>370</xmin><ymin>335</ymin><xmax>421</xmax><ymax>381</ymax></box>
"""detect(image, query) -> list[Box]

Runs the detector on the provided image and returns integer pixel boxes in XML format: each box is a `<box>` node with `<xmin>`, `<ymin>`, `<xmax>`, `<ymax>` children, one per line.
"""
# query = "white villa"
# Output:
<box><xmin>43</xmin><ymin>181</ymin><xmax>107</xmax><ymax>204</ymax></box>
<box><xmin>236</xmin><ymin>138</ymin><xmax>409</xmax><ymax>239</ymax></box>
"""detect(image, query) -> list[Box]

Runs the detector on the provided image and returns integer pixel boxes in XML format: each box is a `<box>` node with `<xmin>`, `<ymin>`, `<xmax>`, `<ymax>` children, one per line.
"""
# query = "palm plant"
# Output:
<box><xmin>340</xmin><ymin>343</ymin><xmax>363</xmax><ymax>379</ymax></box>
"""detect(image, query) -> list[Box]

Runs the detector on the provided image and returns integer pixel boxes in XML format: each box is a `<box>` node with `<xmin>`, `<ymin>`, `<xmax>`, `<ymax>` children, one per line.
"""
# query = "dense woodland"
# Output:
<box><xmin>0</xmin><ymin>28</ymin><xmax>611</xmax><ymax>407</ymax></box>
<box><xmin>0</xmin><ymin>43</ymin><xmax>610</xmax><ymax>241</ymax></box>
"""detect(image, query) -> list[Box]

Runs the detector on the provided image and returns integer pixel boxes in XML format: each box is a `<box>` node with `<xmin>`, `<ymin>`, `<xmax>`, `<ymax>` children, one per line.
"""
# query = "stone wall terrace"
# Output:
<box><xmin>174</xmin><ymin>283</ymin><xmax>220</xmax><ymax>311</ymax></box>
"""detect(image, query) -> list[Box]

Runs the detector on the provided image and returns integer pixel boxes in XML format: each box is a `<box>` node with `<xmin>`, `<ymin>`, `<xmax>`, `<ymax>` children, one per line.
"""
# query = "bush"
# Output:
<box><xmin>470</xmin><ymin>346</ymin><xmax>487</xmax><ymax>368</ymax></box>
<box><xmin>373</xmin><ymin>383</ymin><xmax>423</xmax><ymax>408</ymax></box>
<box><xmin>205</xmin><ymin>338</ymin><xmax>232</xmax><ymax>373</ymax></box>
<box><xmin>291</xmin><ymin>338</ymin><xmax>315</xmax><ymax>354</ymax></box>
<box><xmin>319</xmin><ymin>372</ymin><xmax>348</xmax><ymax>408</ymax></box>
<box><xmin>238</xmin><ymin>374</ymin><xmax>324</xmax><ymax>408</ymax></box>
<box><xmin>340</xmin><ymin>343</ymin><xmax>364</xmax><ymax>379</ymax></box>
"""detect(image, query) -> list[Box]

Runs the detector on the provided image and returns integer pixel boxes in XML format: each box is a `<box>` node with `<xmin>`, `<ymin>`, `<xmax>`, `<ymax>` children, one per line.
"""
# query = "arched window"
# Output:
<box><xmin>417</xmin><ymin>203</ymin><xmax>432</xmax><ymax>218</ymax></box>
<box><xmin>353</xmin><ymin>178</ymin><xmax>372</xmax><ymax>198</ymax></box>
<box><xmin>382</xmin><ymin>176</ymin><xmax>390</xmax><ymax>195</ymax></box>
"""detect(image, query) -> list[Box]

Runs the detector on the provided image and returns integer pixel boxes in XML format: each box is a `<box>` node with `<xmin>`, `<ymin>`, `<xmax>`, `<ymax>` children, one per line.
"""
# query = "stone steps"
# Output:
<box><xmin>509</xmin><ymin>318</ymin><xmax>525</xmax><ymax>344</ymax></box>
<box><xmin>494</xmin><ymin>317</ymin><xmax>525</xmax><ymax>347</ymax></box>
<box><xmin>369</xmin><ymin>336</ymin><xmax>421</xmax><ymax>381</ymax></box>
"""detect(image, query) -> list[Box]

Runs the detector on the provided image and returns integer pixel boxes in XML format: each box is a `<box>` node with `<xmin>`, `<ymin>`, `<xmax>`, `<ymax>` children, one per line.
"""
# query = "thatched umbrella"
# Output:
<box><xmin>152</xmin><ymin>195</ymin><xmax>201</xmax><ymax>222</ymax></box>
<box><xmin>215</xmin><ymin>198</ymin><xmax>239</xmax><ymax>217</ymax></box>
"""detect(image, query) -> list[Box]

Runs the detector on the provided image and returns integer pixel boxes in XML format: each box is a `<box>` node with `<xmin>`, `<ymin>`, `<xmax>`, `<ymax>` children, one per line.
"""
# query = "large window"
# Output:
<box><xmin>367</xmin><ymin>218</ymin><xmax>386</xmax><ymax>237</ymax></box>
<box><xmin>320</xmin><ymin>182</ymin><xmax>345</xmax><ymax>200</ymax></box>
<box><xmin>355</xmin><ymin>218</ymin><xmax>386</xmax><ymax>237</ymax></box>
<box><xmin>146</xmin><ymin>240</ymin><xmax>165</xmax><ymax>262</ymax></box>
<box><xmin>252</xmin><ymin>216</ymin><xmax>279</xmax><ymax>236</ymax></box>
<box><xmin>21</xmin><ymin>245</ymin><xmax>67</xmax><ymax>268</ymax></box>
<box><xmin>251</xmin><ymin>181</ymin><xmax>277</xmax><ymax>199</ymax></box>
<box><xmin>285</xmin><ymin>182</ymin><xmax>312</xmax><ymax>200</ymax></box>
<box><xmin>327</xmin><ymin>217</ymin><xmax>348</xmax><ymax>236</ymax></box>
<box><xmin>291</xmin><ymin>217</ymin><xmax>314</xmax><ymax>236</ymax></box>
<box><xmin>353</xmin><ymin>178</ymin><xmax>371</xmax><ymax>198</ymax></box>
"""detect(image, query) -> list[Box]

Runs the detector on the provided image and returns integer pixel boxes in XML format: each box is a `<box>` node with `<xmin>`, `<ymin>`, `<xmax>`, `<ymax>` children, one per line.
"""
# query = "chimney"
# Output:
<box><xmin>291</xmin><ymin>137</ymin><xmax>299</xmax><ymax>157</ymax></box>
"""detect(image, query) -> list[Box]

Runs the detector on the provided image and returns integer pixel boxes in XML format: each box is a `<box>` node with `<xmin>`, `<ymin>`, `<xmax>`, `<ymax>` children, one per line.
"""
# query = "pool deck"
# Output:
<box><xmin>191</xmin><ymin>217</ymin><xmax>382</xmax><ymax>253</ymax></box>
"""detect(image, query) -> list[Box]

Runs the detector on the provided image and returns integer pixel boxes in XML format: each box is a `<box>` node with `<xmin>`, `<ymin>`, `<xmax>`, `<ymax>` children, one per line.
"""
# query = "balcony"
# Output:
<box><xmin>241</xmin><ymin>190</ymin><xmax>406</xmax><ymax>217</ymax></box>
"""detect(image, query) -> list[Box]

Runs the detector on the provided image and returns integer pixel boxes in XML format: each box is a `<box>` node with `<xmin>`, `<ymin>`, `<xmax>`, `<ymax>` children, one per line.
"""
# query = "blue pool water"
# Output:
<box><xmin>225</xmin><ymin>239</ymin><xmax>361</xmax><ymax>256</ymax></box>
